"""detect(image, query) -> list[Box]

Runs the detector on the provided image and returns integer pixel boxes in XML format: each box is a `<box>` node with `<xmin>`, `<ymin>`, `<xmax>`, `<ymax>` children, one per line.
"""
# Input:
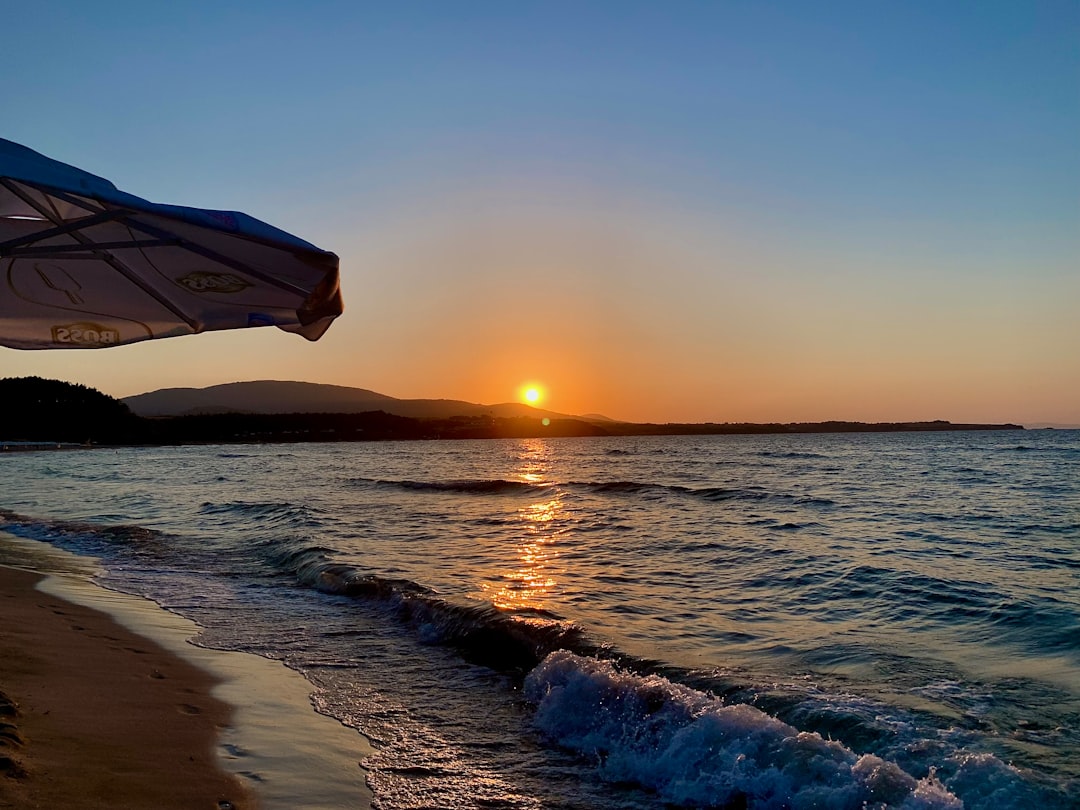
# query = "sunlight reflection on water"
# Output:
<box><xmin>479</xmin><ymin>439</ymin><xmax>565</xmax><ymax>613</ymax></box>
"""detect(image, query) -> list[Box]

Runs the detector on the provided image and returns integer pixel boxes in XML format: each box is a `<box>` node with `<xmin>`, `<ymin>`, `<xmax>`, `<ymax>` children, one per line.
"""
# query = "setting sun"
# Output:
<box><xmin>520</xmin><ymin>384</ymin><xmax>544</xmax><ymax>405</ymax></box>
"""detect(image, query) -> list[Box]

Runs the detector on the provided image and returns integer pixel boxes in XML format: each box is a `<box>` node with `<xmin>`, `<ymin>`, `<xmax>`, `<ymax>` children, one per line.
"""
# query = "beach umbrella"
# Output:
<box><xmin>0</xmin><ymin>138</ymin><xmax>342</xmax><ymax>349</ymax></box>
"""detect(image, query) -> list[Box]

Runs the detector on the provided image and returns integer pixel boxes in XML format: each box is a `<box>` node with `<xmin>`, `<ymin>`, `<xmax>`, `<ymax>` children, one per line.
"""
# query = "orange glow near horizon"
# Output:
<box><xmin>6</xmin><ymin>191</ymin><xmax>1074</xmax><ymax>428</ymax></box>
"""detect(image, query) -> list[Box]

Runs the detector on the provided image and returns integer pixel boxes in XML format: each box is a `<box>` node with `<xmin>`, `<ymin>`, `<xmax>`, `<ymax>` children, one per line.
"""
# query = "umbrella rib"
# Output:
<box><xmin>33</xmin><ymin>186</ymin><xmax>113</xmax><ymax>219</ymax></box>
<box><xmin>0</xmin><ymin>180</ymin><xmax>202</xmax><ymax>332</ymax></box>
<box><xmin>114</xmin><ymin>219</ymin><xmax>310</xmax><ymax>296</ymax></box>
<box><xmin>14</xmin><ymin>180</ymin><xmax>317</xmax><ymax>296</ymax></box>
<box><xmin>6</xmin><ymin>240</ymin><xmax>180</xmax><ymax>257</ymax></box>
<box><xmin>0</xmin><ymin>206</ymin><xmax>130</xmax><ymax>258</ymax></box>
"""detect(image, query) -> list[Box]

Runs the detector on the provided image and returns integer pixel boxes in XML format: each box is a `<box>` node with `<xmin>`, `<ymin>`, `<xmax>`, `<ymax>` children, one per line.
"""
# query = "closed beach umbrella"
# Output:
<box><xmin>0</xmin><ymin>138</ymin><xmax>342</xmax><ymax>349</ymax></box>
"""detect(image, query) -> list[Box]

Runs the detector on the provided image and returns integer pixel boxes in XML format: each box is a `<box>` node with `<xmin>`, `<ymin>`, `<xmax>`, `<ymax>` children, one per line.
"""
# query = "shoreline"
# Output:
<box><xmin>0</xmin><ymin>535</ymin><xmax>375</xmax><ymax>810</ymax></box>
<box><xmin>0</xmin><ymin>420</ymin><xmax>1036</xmax><ymax>454</ymax></box>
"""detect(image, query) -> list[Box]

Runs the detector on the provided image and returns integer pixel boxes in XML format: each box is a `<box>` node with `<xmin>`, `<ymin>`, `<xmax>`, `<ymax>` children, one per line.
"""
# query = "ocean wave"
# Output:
<box><xmin>0</xmin><ymin>509</ymin><xmax>162</xmax><ymax>550</ymax></box>
<box><xmin>984</xmin><ymin>598</ymin><xmax>1080</xmax><ymax>654</ymax></box>
<box><xmin>345</xmin><ymin>476</ymin><xmax>839</xmax><ymax>508</ymax></box>
<box><xmin>523</xmin><ymin>652</ymin><xmax>1065</xmax><ymax>809</ymax></box>
<box><xmin>756</xmin><ymin>451</ymin><xmax>829</xmax><ymax>460</ymax></box>
<box><xmin>1006</xmin><ymin>445</ymin><xmax>1080</xmax><ymax>456</ymax></box>
<box><xmin>804</xmin><ymin>565</ymin><xmax>1080</xmax><ymax>655</ymax></box>
<box><xmin>568</xmin><ymin>481</ymin><xmax>838</xmax><ymax>507</ymax></box>
<box><xmin>400</xmin><ymin>598</ymin><xmax>587</xmax><ymax>672</ymax></box>
<box><xmin>274</xmin><ymin>547</ymin><xmax>587</xmax><ymax>672</ymax></box>
<box><xmin>257</xmin><ymin>538</ymin><xmax>343</xmax><ymax>578</ymax></box>
<box><xmin>525</xmin><ymin>651</ymin><xmax>967</xmax><ymax>809</ymax></box>
<box><xmin>197</xmin><ymin>500</ymin><xmax>324</xmax><ymax>529</ymax></box>
<box><xmin>35</xmin><ymin>465</ymin><xmax>125</xmax><ymax>482</ymax></box>
<box><xmin>349</xmin><ymin>477</ymin><xmax>552</xmax><ymax>496</ymax></box>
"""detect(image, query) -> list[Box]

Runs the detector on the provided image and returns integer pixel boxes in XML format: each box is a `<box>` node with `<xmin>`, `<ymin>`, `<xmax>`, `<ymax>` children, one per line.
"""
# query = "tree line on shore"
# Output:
<box><xmin>0</xmin><ymin>377</ymin><xmax>1022</xmax><ymax>446</ymax></box>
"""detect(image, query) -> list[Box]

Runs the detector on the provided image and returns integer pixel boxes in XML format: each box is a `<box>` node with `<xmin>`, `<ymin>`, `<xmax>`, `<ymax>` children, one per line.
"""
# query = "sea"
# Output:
<box><xmin>0</xmin><ymin>429</ymin><xmax>1077</xmax><ymax>809</ymax></box>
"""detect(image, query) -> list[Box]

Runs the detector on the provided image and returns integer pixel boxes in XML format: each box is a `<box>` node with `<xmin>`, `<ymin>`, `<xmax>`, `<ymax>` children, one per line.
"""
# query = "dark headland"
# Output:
<box><xmin>1</xmin><ymin>378</ymin><xmax>1023</xmax><ymax>447</ymax></box>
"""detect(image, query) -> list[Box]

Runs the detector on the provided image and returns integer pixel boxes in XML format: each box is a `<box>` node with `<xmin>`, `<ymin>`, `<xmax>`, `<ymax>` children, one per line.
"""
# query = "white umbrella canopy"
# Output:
<box><xmin>0</xmin><ymin>138</ymin><xmax>342</xmax><ymax>349</ymax></box>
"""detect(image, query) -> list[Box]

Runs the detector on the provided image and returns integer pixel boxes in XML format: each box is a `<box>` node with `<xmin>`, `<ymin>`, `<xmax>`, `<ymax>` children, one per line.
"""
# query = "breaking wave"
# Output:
<box><xmin>523</xmin><ymin>651</ymin><xmax>1047</xmax><ymax>810</ymax></box>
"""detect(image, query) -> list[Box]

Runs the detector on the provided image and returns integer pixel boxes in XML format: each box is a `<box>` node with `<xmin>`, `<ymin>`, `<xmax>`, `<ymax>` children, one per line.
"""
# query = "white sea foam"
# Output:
<box><xmin>525</xmin><ymin>651</ymin><xmax>963</xmax><ymax>809</ymax></box>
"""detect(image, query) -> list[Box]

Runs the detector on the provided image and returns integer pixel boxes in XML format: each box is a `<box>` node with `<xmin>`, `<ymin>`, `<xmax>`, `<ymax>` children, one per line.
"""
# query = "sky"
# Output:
<box><xmin>2</xmin><ymin>1</ymin><xmax>1077</xmax><ymax>425</ymax></box>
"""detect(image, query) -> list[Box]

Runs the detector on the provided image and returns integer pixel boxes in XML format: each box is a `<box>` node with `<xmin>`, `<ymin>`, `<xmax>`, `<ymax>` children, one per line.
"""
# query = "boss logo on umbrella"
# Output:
<box><xmin>51</xmin><ymin>323</ymin><xmax>120</xmax><ymax>347</ymax></box>
<box><xmin>176</xmin><ymin>272</ymin><xmax>252</xmax><ymax>293</ymax></box>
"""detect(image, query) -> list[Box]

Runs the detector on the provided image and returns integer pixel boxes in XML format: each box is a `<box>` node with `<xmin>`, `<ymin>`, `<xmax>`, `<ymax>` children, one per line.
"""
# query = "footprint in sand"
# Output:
<box><xmin>0</xmin><ymin>691</ymin><xmax>19</xmax><ymax>717</ymax></box>
<box><xmin>0</xmin><ymin>753</ymin><xmax>27</xmax><ymax>778</ymax></box>
<box><xmin>0</xmin><ymin>722</ymin><xmax>23</xmax><ymax>747</ymax></box>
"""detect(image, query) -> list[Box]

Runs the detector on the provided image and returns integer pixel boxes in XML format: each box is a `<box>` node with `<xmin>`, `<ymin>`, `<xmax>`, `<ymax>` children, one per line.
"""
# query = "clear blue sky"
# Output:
<box><xmin>3</xmin><ymin>1</ymin><xmax>1078</xmax><ymax>423</ymax></box>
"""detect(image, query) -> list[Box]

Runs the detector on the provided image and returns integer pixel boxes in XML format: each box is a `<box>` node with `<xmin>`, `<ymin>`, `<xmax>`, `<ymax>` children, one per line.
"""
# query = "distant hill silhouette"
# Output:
<box><xmin>0</xmin><ymin>377</ymin><xmax>140</xmax><ymax>443</ymax></box>
<box><xmin>121</xmin><ymin>381</ymin><xmax>1025</xmax><ymax>436</ymax></box>
<box><xmin>122</xmin><ymin>380</ymin><xmax>592</xmax><ymax>421</ymax></box>
<box><xmin>4</xmin><ymin>378</ymin><xmax>1022</xmax><ymax>447</ymax></box>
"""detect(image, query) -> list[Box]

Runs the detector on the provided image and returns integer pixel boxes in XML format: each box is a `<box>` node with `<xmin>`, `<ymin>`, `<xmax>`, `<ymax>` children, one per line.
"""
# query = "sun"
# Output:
<box><xmin>520</xmin><ymin>384</ymin><xmax>544</xmax><ymax>405</ymax></box>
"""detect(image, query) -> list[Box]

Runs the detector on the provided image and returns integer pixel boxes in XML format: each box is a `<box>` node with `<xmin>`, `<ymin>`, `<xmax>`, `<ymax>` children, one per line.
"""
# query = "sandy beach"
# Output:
<box><xmin>0</xmin><ymin>529</ymin><xmax>375</xmax><ymax>810</ymax></box>
<box><xmin>0</xmin><ymin>564</ymin><xmax>252</xmax><ymax>809</ymax></box>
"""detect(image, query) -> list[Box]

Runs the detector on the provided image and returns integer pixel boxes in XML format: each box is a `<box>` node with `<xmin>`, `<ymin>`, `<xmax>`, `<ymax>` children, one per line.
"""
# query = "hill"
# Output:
<box><xmin>122</xmin><ymin>380</ymin><xmax>589</xmax><ymax>421</ymax></box>
<box><xmin>0</xmin><ymin>377</ymin><xmax>141</xmax><ymax>443</ymax></box>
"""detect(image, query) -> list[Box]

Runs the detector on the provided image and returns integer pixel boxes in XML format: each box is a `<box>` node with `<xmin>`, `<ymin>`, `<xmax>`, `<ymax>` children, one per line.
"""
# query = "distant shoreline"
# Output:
<box><xmin>559</xmin><ymin>418</ymin><xmax>1026</xmax><ymax>437</ymax></box>
<box><xmin>2</xmin><ymin>414</ymin><xmax>1026</xmax><ymax>449</ymax></box>
<box><xmin>146</xmin><ymin>412</ymin><xmax>1028</xmax><ymax>443</ymax></box>
<box><xmin>122</xmin><ymin>413</ymin><xmax>1029</xmax><ymax>445</ymax></box>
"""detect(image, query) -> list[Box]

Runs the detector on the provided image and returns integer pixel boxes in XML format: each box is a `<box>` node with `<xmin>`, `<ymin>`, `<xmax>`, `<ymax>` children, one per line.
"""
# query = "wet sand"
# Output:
<box><xmin>0</xmin><ymin>564</ymin><xmax>252</xmax><ymax>809</ymax></box>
